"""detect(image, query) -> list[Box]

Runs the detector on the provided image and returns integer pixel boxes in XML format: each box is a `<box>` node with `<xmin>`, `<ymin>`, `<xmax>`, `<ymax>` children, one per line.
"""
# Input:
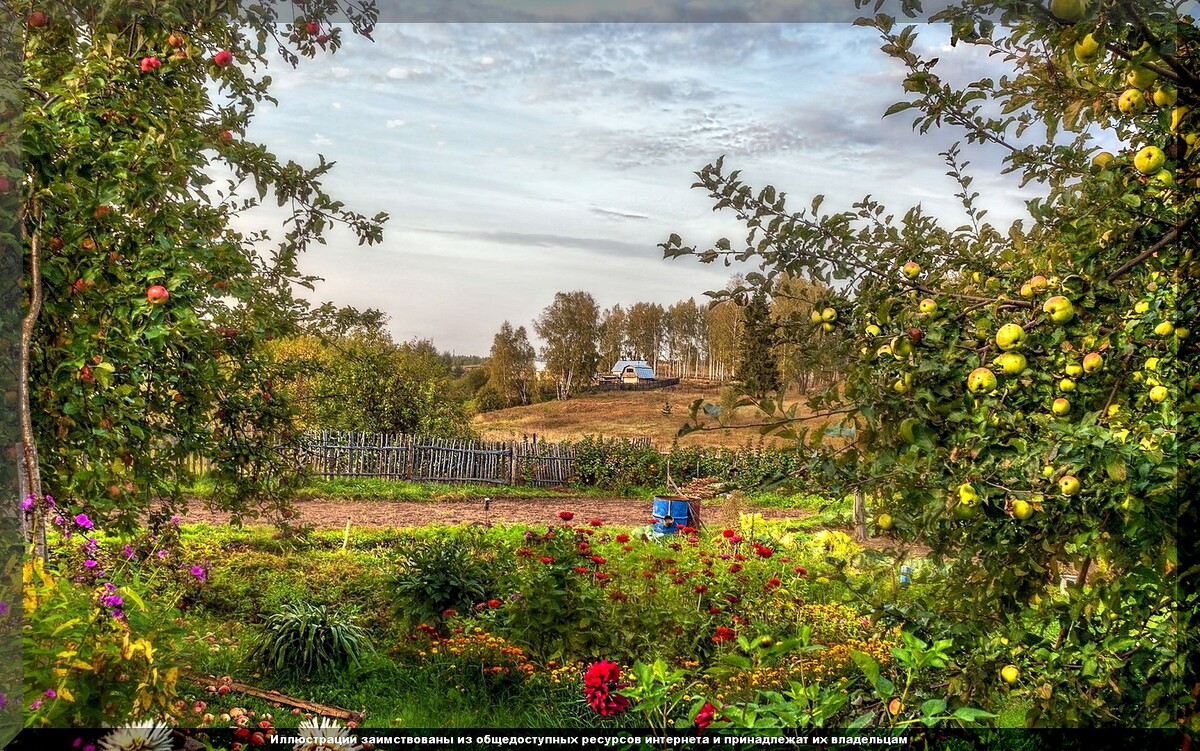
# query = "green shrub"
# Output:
<box><xmin>246</xmin><ymin>601</ymin><xmax>370</xmax><ymax>678</ymax></box>
<box><xmin>386</xmin><ymin>530</ymin><xmax>503</xmax><ymax>627</ymax></box>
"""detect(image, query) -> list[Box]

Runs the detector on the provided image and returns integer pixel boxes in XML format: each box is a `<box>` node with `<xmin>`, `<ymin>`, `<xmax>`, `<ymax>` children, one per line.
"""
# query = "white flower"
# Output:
<box><xmin>99</xmin><ymin>721</ymin><xmax>173</xmax><ymax>751</ymax></box>
<box><xmin>294</xmin><ymin>716</ymin><xmax>361</xmax><ymax>751</ymax></box>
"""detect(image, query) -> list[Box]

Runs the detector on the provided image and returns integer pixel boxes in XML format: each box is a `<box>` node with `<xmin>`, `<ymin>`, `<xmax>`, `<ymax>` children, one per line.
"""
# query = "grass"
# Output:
<box><xmin>182</xmin><ymin>476</ymin><xmax>642</xmax><ymax>503</ymax></box>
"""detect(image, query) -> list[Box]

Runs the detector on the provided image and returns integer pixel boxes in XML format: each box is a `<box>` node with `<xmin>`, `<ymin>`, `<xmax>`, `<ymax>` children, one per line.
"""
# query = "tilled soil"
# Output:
<box><xmin>180</xmin><ymin>496</ymin><xmax>805</xmax><ymax>530</ymax></box>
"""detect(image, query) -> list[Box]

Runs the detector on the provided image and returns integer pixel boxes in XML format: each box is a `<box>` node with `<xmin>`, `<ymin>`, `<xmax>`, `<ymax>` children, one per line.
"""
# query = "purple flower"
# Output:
<box><xmin>83</xmin><ymin>537</ymin><xmax>98</xmax><ymax>552</ymax></box>
<box><xmin>52</xmin><ymin>516</ymin><xmax>64</xmax><ymax>526</ymax></box>
<box><xmin>29</xmin><ymin>699</ymin><xmax>41</xmax><ymax>710</ymax></box>
<box><xmin>170</xmin><ymin>516</ymin><xmax>180</xmax><ymax>524</ymax></box>
<box><xmin>124</xmin><ymin>544</ymin><xmax>134</xmax><ymax>560</ymax></box>
<box><xmin>156</xmin><ymin>549</ymin><xmax>168</xmax><ymax>558</ymax></box>
<box><xmin>44</xmin><ymin>689</ymin><xmax>56</xmax><ymax>699</ymax></box>
<box><xmin>84</xmin><ymin>560</ymin><xmax>98</xmax><ymax>569</ymax></box>
<box><xmin>0</xmin><ymin>694</ymin><xmax>6</xmax><ymax>709</ymax></box>
<box><xmin>111</xmin><ymin>609</ymin><xmax>125</xmax><ymax>620</ymax></box>
<box><xmin>101</xmin><ymin>595</ymin><xmax>123</xmax><ymax>609</ymax></box>
<box><xmin>189</xmin><ymin>565</ymin><xmax>206</xmax><ymax>581</ymax></box>
<box><xmin>103</xmin><ymin>582</ymin><xmax>116</xmax><ymax>592</ymax></box>
<box><xmin>45</xmin><ymin>495</ymin><xmax>55</xmax><ymax>507</ymax></box>
<box><xmin>74</xmin><ymin>513</ymin><xmax>93</xmax><ymax>530</ymax></box>
<box><xmin>20</xmin><ymin>496</ymin><xmax>34</xmax><ymax>511</ymax></box>
<box><xmin>509</xmin><ymin>592</ymin><xmax>523</xmax><ymax>601</ymax></box>
<box><xmin>0</xmin><ymin>601</ymin><xmax>9</xmax><ymax>616</ymax></box>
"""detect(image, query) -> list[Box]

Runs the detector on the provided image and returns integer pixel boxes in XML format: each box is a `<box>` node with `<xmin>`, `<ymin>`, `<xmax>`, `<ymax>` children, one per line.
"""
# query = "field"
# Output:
<box><xmin>473</xmin><ymin>382</ymin><xmax>821</xmax><ymax>448</ymax></box>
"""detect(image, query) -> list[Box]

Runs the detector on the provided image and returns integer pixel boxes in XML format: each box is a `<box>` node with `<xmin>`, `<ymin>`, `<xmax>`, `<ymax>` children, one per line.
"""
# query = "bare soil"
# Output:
<box><xmin>181</xmin><ymin>496</ymin><xmax>806</xmax><ymax>530</ymax></box>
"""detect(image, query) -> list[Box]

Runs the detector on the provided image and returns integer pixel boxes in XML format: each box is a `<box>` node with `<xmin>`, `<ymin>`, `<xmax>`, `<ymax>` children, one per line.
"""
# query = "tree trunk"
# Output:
<box><xmin>853</xmin><ymin>490</ymin><xmax>867</xmax><ymax>540</ymax></box>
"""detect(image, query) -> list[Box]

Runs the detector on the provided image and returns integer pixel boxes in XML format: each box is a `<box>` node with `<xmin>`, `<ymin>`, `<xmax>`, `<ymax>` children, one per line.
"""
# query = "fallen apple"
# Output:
<box><xmin>1052</xmin><ymin>397</ymin><xmax>1071</xmax><ymax>416</ymax></box>
<box><xmin>1001</xmin><ymin>664</ymin><xmax>1020</xmax><ymax>684</ymax></box>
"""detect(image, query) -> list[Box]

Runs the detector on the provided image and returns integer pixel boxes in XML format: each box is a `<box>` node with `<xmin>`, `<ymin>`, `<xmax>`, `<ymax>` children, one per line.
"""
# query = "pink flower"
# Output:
<box><xmin>695</xmin><ymin>701</ymin><xmax>718</xmax><ymax>732</ymax></box>
<box><xmin>582</xmin><ymin>661</ymin><xmax>630</xmax><ymax>716</ymax></box>
<box><xmin>74</xmin><ymin>513</ymin><xmax>93</xmax><ymax>529</ymax></box>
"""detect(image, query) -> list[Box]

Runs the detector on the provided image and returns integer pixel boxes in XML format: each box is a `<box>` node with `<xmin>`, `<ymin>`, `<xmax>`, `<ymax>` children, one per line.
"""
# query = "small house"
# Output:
<box><xmin>611</xmin><ymin>360</ymin><xmax>656</xmax><ymax>384</ymax></box>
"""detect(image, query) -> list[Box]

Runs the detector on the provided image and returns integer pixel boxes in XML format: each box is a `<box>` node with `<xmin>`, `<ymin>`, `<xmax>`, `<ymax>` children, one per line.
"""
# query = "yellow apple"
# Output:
<box><xmin>967</xmin><ymin>367</ymin><xmax>997</xmax><ymax>394</ymax></box>
<box><xmin>1012</xmin><ymin>500</ymin><xmax>1033</xmax><ymax>519</ymax></box>
<box><xmin>1134</xmin><ymin>145</ymin><xmax>1166</xmax><ymax>176</ymax></box>
<box><xmin>865</xmin><ymin>323</ymin><xmax>882</xmax><ymax>337</ymax></box>
<box><xmin>1154</xmin><ymin>321</ymin><xmax>1174</xmax><ymax>336</ymax></box>
<box><xmin>1090</xmin><ymin>150</ymin><xmax>1114</xmax><ymax>169</ymax></box>
<box><xmin>1170</xmin><ymin>106</ymin><xmax>1190</xmax><ymax>133</ymax></box>
<box><xmin>1082</xmin><ymin>352</ymin><xmax>1103</xmax><ymax>373</ymax></box>
<box><xmin>1052</xmin><ymin>397</ymin><xmax>1071</xmax><ymax>416</ymax></box>
<box><xmin>893</xmin><ymin>378</ymin><xmax>909</xmax><ymax>394</ymax></box>
<box><xmin>1043</xmin><ymin>296</ymin><xmax>1075</xmax><ymax>323</ymax></box>
<box><xmin>959</xmin><ymin>482</ymin><xmax>979</xmax><ymax>505</ymax></box>
<box><xmin>1001</xmin><ymin>664</ymin><xmax>1020</xmax><ymax>684</ymax></box>
<box><xmin>1125</xmin><ymin>65</ymin><xmax>1158</xmax><ymax>90</ymax></box>
<box><xmin>996</xmin><ymin>352</ymin><xmax>1027</xmax><ymax>376</ymax></box>
<box><xmin>822</xmin><ymin>322</ymin><xmax>836</xmax><ymax>333</ymax></box>
<box><xmin>1049</xmin><ymin>0</ymin><xmax>1086</xmax><ymax>22</ymax></box>
<box><xmin>877</xmin><ymin>514</ymin><xmax>893</xmax><ymax>530</ymax></box>
<box><xmin>876</xmin><ymin>344</ymin><xmax>893</xmax><ymax>358</ymax></box>
<box><xmin>1074</xmin><ymin>33</ymin><xmax>1101</xmax><ymax>63</ymax></box>
<box><xmin>919</xmin><ymin>298</ymin><xmax>938</xmax><ymax>314</ymax></box>
<box><xmin>1059</xmin><ymin>378</ymin><xmax>1076</xmax><ymax>392</ymax></box>
<box><xmin>821</xmin><ymin>307</ymin><xmax>838</xmax><ymax>323</ymax></box>
<box><xmin>811</xmin><ymin>310</ymin><xmax>824</xmax><ymax>324</ymax></box>
<box><xmin>1065</xmin><ymin>363</ymin><xmax>1082</xmax><ymax>377</ymax></box>
<box><xmin>1028</xmin><ymin>275</ymin><xmax>1049</xmax><ymax>292</ymax></box>
<box><xmin>901</xmin><ymin>261</ymin><xmax>921</xmax><ymax>279</ymax></box>
<box><xmin>1153</xmin><ymin>86</ymin><xmax>1178</xmax><ymax>107</ymax></box>
<box><xmin>995</xmin><ymin>323</ymin><xmax>1025</xmax><ymax>350</ymax></box>
<box><xmin>1149</xmin><ymin>385</ymin><xmax>1168</xmax><ymax>403</ymax></box>
<box><xmin>1176</xmin><ymin>326</ymin><xmax>1189</xmax><ymax>339</ymax></box>
<box><xmin>1118</xmin><ymin>88</ymin><xmax>1147</xmax><ymax>116</ymax></box>
<box><xmin>1059</xmin><ymin>475</ymin><xmax>1080</xmax><ymax>496</ymax></box>
<box><xmin>1144</xmin><ymin>357</ymin><xmax>1159</xmax><ymax>371</ymax></box>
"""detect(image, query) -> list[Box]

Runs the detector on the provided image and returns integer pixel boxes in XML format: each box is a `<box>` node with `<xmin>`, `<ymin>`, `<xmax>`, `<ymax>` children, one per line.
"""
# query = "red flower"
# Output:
<box><xmin>608</xmin><ymin>590</ymin><xmax>628</xmax><ymax>602</ymax></box>
<box><xmin>765</xmin><ymin>577</ymin><xmax>782</xmax><ymax>590</ymax></box>
<box><xmin>615</xmin><ymin>534</ymin><xmax>630</xmax><ymax>543</ymax></box>
<box><xmin>487</xmin><ymin>599</ymin><xmax>501</xmax><ymax>608</ymax></box>
<box><xmin>559</xmin><ymin>511</ymin><xmax>575</xmax><ymax>521</ymax></box>
<box><xmin>712</xmin><ymin>626</ymin><xmax>736</xmax><ymax>643</ymax></box>
<box><xmin>695</xmin><ymin>701</ymin><xmax>719</xmax><ymax>732</ymax></box>
<box><xmin>709</xmin><ymin>606</ymin><xmax>722</xmax><ymax>614</ymax></box>
<box><xmin>693</xmin><ymin>584</ymin><xmax>708</xmax><ymax>593</ymax></box>
<box><xmin>734</xmin><ymin>553</ymin><xmax>747</xmax><ymax>561</ymax></box>
<box><xmin>573</xmin><ymin>565</ymin><xmax>589</xmax><ymax>574</ymax></box>
<box><xmin>595</xmin><ymin>572</ymin><xmax>609</xmax><ymax>580</ymax></box>
<box><xmin>721</xmin><ymin>529</ymin><xmax>736</xmax><ymax>538</ymax></box>
<box><xmin>516</xmin><ymin>547</ymin><xmax>535</xmax><ymax>558</ymax></box>
<box><xmin>794</xmin><ymin>565</ymin><xmax>808</xmax><ymax>576</ymax></box>
<box><xmin>442</xmin><ymin>608</ymin><xmax>457</xmax><ymax>618</ymax></box>
<box><xmin>680</xmin><ymin>525</ymin><xmax>696</xmax><ymax>533</ymax></box>
<box><xmin>622</xmin><ymin>545</ymin><xmax>633</xmax><ymax>552</ymax></box>
<box><xmin>583</xmin><ymin>661</ymin><xmax>630</xmax><ymax>716</ymax></box>
<box><xmin>730</xmin><ymin>534</ymin><xmax>744</xmax><ymax>543</ymax></box>
<box><xmin>591</xmin><ymin>555</ymin><xmax>607</xmax><ymax>565</ymax></box>
<box><xmin>729</xmin><ymin>564</ymin><xmax>743</xmax><ymax>574</ymax></box>
<box><xmin>754</xmin><ymin>545</ymin><xmax>774</xmax><ymax>559</ymax></box>
<box><xmin>589</xmin><ymin>518</ymin><xmax>604</xmax><ymax>526</ymax></box>
<box><xmin>539</xmin><ymin>556</ymin><xmax>556</xmax><ymax>564</ymax></box>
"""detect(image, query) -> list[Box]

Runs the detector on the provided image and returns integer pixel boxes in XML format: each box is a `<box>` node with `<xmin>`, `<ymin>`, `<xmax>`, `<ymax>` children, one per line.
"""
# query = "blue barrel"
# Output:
<box><xmin>651</xmin><ymin>495</ymin><xmax>692</xmax><ymax>534</ymax></box>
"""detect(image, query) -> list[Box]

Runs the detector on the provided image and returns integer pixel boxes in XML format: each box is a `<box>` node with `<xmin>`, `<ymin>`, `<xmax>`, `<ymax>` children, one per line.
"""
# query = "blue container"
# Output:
<box><xmin>651</xmin><ymin>496</ymin><xmax>691</xmax><ymax>535</ymax></box>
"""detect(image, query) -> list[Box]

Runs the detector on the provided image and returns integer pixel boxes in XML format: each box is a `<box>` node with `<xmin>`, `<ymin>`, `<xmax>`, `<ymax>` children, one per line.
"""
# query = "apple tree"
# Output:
<box><xmin>663</xmin><ymin>0</ymin><xmax>1196</xmax><ymax>728</ymax></box>
<box><xmin>9</xmin><ymin>0</ymin><xmax>386</xmax><ymax>547</ymax></box>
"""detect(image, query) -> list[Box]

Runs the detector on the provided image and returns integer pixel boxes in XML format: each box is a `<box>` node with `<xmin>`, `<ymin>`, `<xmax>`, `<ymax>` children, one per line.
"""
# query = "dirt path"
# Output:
<box><xmin>181</xmin><ymin>496</ymin><xmax>806</xmax><ymax>530</ymax></box>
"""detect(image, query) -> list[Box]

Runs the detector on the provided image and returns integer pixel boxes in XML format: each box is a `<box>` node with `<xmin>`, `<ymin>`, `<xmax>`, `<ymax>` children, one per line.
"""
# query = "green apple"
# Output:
<box><xmin>1082</xmin><ymin>352</ymin><xmax>1103</xmax><ymax>373</ymax></box>
<box><xmin>1041</xmin><ymin>464</ymin><xmax>1055</xmax><ymax>479</ymax></box>
<box><xmin>996</xmin><ymin>352</ymin><xmax>1027</xmax><ymax>376</ymax></box>
<box><xmin>1154</xmin><ymin>320</ymin><xmax>1174</xmax><ymax>336</ymax></box>
<box><xmin>901</xmin><ymin>261</ymin><xmax>921</xmax><ymax>279</ymax></box>
<box><xmin>865</xmin><ymin>323</ymin><xmax>882</xmax><ymax>337</ymax></box>
<box><xmin>1153</xmin><ymin>86</ymin><xmax>1178</xmax><ymax>107</ymax></box>
<box><xmin>1090</xmin><ymin>150</ymin><xmax>1114</xmax><ymax>169</ymax></box>
<box><xmin>1134</xmin><ymin>145</ymin><xmax>1166</xmax><ymax>175</ymax></box>
<box><xmin>877</xmin><ymin>514</ymin><xmax>893</xmax><ymax>530</ymax></box>
<box><xmin>1065</xmin><ymin>363</ymin><xmax>1082</xmax><ymax>377</ymax></box>
<box><xmin>899</xmin><ymin>417</ymin><xmax>922</xmax><ymax>444</ymax></box>
<box><xmin>1043</xmin><ymin>296</ymin><xmax>1075</xmax><ymax>323</ymax></box>
<box><xmin>1118</xmin><ymin>88</ymin><xmax>1147</xmax><ymax>116</ymax></box>
<box><xmin>959</xmin><ymin>482</ymin><xmax>979</xmax><ymax>505</ymax></box>
<box><xmin>967</xmin><ymin>367</ymin><xmax>997</xmax><ymax>394</ymax></box>
<box><xmin>1125</xmin><ymin>65</ymin><xmax>1158</xmax><ymax>90</ymax></box>
<box><xmin>995</xmin><ymin>323</ymin><xmax>1025</xmax><ymax>350</ymax></box>
<box><xmin>1052</xmin><ymin>397</ymin><xmax>1071</xmax><ymax>416</ymax></box>
<box><xmin>1001</xmin><ymin>664</ymin><xmax>1020</xmax><ymax>684</ymax></box>
<box><xmin>1059</xmin><ymin>378</ymin><xmax>1076</xmax><ymax>392</ymax></box>
<box><xmin>1170</xmin><ymin>106</ymin><xmax>1190</xmax><ymax>133</ymax></box>
<box><xmin>919</xmin><ymin>298</ymin><xmax>938</xmax><ymax>314</ymax></box>
<box><xmin>1049</xmin><ymin>0</ymin><xmax>1086</xmax><ymax>22</ymax></box>
<box><xmin>1012</xmin><ymin>500</ymin><xmax>1033</xmax><ymax>520</ymax></box>
<box><xmin>1059</xmin><ymin>475</ymin><xmax>1080</xmax><ymax>496</ymax></box>
<box><xmin>1149</xmin><ymin>385</ymin><xmax>1168</xmax><ymax>403</ymax></box>
<box><xmin>822</xmin><ymin>322</ymin><xmax>836</xmax><ymax>333</ymax></box>
<box><xmin>893</xmin><ymin>378</ymin><xmax>909</xmax><ymax>395</ymax></box>
<box><xmin>1074</xmin><ymin>33</ymin><xmax>1101</xmax><ymax>63</ymax></box>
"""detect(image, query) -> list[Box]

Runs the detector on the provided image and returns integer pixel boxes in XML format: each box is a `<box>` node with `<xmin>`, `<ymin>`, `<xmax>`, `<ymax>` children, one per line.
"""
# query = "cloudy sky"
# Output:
<box><xmin>238</xmin><ymin>21</ymin><xmax>1041</xmax><ymax>355</ymax></box>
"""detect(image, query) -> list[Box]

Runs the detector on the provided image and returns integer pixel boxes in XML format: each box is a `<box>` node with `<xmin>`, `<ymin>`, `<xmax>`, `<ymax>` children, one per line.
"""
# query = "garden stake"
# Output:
<box><xmin>342</xmin><ymin>518</ymin><xmax>351</xmax><ymax>550</ymax></box>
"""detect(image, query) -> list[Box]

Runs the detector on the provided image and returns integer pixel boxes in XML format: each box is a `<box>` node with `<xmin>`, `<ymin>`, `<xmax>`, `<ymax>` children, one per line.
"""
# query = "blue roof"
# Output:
<box><xmin>612</xmin><ymin>360</ymin><xmax>655</xmax><ymax>378</ymax></box>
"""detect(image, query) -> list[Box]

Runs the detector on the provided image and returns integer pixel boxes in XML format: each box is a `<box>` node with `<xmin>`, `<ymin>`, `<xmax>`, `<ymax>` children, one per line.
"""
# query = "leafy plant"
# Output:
<box><xmin>387</xmin><ymin>530</ymin><xmax>501</xmax><ymax>627</ymax></box>
<box><xmin>246</xmin><ymin>602</ymin><xmax>370</xmax><ymax>678</ymax></box>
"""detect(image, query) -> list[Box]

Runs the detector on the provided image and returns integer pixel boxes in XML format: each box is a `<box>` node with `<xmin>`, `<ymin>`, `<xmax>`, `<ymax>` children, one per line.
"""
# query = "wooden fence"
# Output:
<box><xmin>298</xmin><ymin>430</ymin><xmax>576</xmax><ymax>486</ymax></box>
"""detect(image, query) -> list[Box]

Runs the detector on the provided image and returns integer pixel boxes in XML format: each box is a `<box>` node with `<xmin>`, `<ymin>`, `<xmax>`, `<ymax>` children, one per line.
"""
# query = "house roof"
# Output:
<box><xmin>612</xmin><ymin>360</ymin><xmax>655</xmax><ymax>379</ymax></box>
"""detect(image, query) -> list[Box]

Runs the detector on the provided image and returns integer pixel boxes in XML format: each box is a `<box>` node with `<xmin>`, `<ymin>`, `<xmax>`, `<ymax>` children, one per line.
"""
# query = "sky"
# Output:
<box><xmin>236</xmin><ymin>21</ymin><xmax>1042</xmax><ymax>356</ymax></box>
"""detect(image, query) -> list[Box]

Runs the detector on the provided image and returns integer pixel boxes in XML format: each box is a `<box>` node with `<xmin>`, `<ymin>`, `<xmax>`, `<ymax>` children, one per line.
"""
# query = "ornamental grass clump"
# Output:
<box><xmin>246</xmin><ymin>601</ymin><xmax>370</xmax><ymax>679</ymax></box>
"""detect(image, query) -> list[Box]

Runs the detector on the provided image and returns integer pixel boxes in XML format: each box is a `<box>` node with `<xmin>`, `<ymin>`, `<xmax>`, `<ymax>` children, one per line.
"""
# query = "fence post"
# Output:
<box><xmin>510</xmin><ymin>441</ymin><xmax>518</xmax><ymax>486</ymax></box>
<box><xmin>853</xmin><ymin>490</ymin><xmax>867</xmax><ymax>541</ymax></box>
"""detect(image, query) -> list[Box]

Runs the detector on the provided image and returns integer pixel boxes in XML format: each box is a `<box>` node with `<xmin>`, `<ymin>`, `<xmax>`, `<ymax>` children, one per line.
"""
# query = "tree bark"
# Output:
<box><xmin>18</xmin><ymin>203</ymin><xmax>48</xmax><ymax>559</ymax></box>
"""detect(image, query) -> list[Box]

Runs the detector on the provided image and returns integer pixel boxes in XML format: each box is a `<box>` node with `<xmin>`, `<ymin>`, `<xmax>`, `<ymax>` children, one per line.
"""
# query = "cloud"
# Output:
<box><xmin>331</xmin><ymin>101</ymin><xmax>342</xmax><ymax>109</ymax></box>
<box><xmin>590</xmin><ymin>206</ymin><xmax>650</xmax><ymax>221</ymax></box>
<box><xmin>479</xmin><ymin>55</ymin><xmax>495</xmax><ymax>65</ymax></box>
<box><xmin>387</xmin><ymin>67</ymin><xmax>412</xmax><ymax>79</ymax></box>
<box><xmin>310</xmin><ymin>133</ymin><xmax>333</xmax><ymax>147</ymax></box>
<box><xmin>406</xmin><ymin>226</ymin><xmax>655</xmax><ymax>259</ymax></box>
<box><xmin>329</xmin><ymin>66</ymin><xmax>352</xmax><ymax>79</ymax></box>
<box><xmin>385</xmin><ymin>119</ymin><xmax>407</xmax><ymax>128</ymax></box>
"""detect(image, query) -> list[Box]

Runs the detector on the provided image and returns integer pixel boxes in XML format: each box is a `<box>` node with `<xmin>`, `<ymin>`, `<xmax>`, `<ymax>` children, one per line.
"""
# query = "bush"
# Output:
<box><xmin>387</xmin><ymin>530</ymin><xmax>504</xmax><ymax>628</ymax></box>
<box><xmin>246</xmin><ymin>601</ymin><xmax>370</xmax><ymax>678</ymax></box>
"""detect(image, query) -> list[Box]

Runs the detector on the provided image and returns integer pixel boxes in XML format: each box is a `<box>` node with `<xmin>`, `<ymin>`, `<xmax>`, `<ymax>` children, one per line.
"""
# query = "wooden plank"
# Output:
<box><xmin>185</xmin><ymin>673</ymin><xmax>362</xmax><ymax>723</ymax></box>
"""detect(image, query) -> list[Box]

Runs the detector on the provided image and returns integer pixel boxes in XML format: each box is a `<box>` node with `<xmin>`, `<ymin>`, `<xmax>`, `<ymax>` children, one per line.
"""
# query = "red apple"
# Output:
<box><xmin>213</xmin><ymin>49</ymin><xmax>234</xmax><ymax>67</ymax></box>
<box><xmin>79</xmin><ymin>366</ymin><xmax>94</xmax><ymax>383</ymax></box>
<box><xmin>317</xmin><ymin>34</ymin><xmax>330</xmax><ymax>44</ymax></box>
<box><xmin>168</xmin><ymin>32</ymin><xmax>185</xmax><ymax>47</ymax></box>
<box><xmin>146</xmin><ymin>285</ymin><xmax>170</xmax><ymax>304</ymax></box>
<box><xmin>26</xmin><ymin>11</ymin><xmax>49</xmax><ymax>28</ymax></box>
<box><xmin>306</xmin><ymin>21</ymin><xmax>320</xmax><ymax>34</ymax></box>
<box><xmin>0</xmin><ymin>175</ymin><xmax>10</xmax><ymax>193</ymax></box>
<box><xmin>48</xmin><ymin>236</ymin><xmax>64</xmax><ymax>252</ymax></box>
<box><xmin>140</xmin><ymin>56</ymin><xmax>161</xmax><ymax>73</ymax></box>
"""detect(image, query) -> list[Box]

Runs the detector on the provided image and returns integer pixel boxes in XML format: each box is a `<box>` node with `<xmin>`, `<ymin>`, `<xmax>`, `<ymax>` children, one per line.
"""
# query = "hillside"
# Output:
<box><xmin>472</xmin><ymin>382</ymin><xmax>826</xmax><ymax>449</ymax></box>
